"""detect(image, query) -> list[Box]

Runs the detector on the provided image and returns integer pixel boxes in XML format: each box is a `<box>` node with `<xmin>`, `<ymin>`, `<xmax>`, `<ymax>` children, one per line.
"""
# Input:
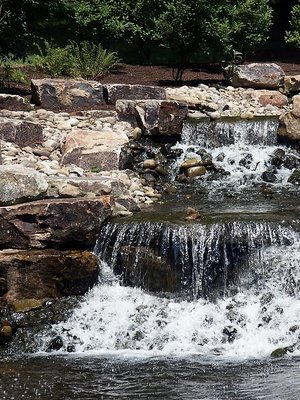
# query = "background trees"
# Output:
<box><xmin>285</xmin><ymin>0</ymin><xmax>300</xmax><ymax>47</ymax></box>
<box><xmin>0</xmin><ymin>0</ymin><xmax>298</xmax><ymax>68</ymax></box>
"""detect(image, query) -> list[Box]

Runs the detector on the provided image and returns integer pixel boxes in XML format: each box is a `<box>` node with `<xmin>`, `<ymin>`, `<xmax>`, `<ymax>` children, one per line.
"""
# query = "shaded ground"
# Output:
<box><xmin>1</xmin><ymin>60</ymin><xmax>300</xmax><ymax>99</ymax></box>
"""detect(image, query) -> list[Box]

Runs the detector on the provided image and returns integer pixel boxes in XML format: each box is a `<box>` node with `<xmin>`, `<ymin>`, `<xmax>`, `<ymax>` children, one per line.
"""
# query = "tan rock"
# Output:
<box><xmin>185</xmin><ymin>166</ymin><xmax>206</xmax><ymax>178</ymax></box>
<box><xmin>61</xmin><ymin>129</ymin><xmax>129</xmax><ymax>170</ymax></box>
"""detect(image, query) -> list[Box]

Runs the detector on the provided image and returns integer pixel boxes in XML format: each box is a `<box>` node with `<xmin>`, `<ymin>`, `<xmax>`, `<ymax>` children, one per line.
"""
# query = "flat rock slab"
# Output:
<box><xmin>0</xmin><ymin>118</ymin><xmax>43</xmax><ymax>147</ymax></box>
<box><xmin>116</xmin><ymin>99</ymin><xmax>188</xmax><ymax>135</ymax></box>
<box><xmin>0</xmin><ymin>196</ymin><xmax>113</xmax><ymax>250</ymax></box>
<box><xmin>231</xmin><ymin>63</ymin><xmax>285</xmax><ymax>89</ymax></box>
<box><xmin>31</xmin><ymin>79</ymin><xmax>106</xmax><ymax>110</ymax></box>
<box><xmin>0</xmin><ymin>249</ymin><xmax>98</xmax><ymax>302</ymax></box>
<box><xmin>105</xmin><ymin>84</ymin><xmax>166</xmax><ymax>104</ymax></box>
<box><xmin>61</xmin><ymin>129</ymin><xmax>129</xmax><ymax>170</ymax></box>
<box><xmin>0</xmin><ymin>94</ymin><xmax>30</xmax><ymax>111</ymax></box>
<box><xmin>0</xmin><ymin>165</ymin><xmax>48</xmax><ymax>206</ymax></box>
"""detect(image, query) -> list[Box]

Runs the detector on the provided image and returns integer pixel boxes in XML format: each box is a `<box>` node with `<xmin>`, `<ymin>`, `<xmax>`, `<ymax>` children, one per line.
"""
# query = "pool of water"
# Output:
<box><xmin>1</xmin><ymin>354</ymin><xmax>300</xmax><ymax>399</ymax></box>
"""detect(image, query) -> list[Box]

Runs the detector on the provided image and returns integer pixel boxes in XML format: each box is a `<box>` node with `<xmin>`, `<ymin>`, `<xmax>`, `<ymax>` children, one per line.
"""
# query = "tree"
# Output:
<box><xmin>71</xmin><ymin>0</ymin><xmax>164</xmax><ymax>63</ymax></box>
<box><xmin>155</xmin><ymin>0</ymin><xmax>273</xmax><ymax>80</ymax></box>
<box><xmin>0</xmin><ymin>0</ymin><xmax>70</xmax><ymax>56</ymax></box>
<box><xmin>285</xmin><ymin>0</ymin><xmax>300</xmax><ymax>47</ymax></box>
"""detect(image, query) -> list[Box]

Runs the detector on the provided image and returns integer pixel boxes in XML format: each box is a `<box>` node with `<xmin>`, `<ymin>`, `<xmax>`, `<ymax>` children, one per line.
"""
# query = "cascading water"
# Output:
<box><xmin>47</xmin><ymin>220</ymin><xmax>300</xmax><ymax>359</ymax></box>
<box><xmin>172</xmin><ymin>117</ymin><xmax>300</xmax><ymax>189</ymax></box>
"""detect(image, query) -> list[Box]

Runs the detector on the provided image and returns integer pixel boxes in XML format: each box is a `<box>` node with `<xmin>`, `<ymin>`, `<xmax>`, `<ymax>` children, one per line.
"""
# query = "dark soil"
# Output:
<box><xmin>1</xmin><ymin>61</ymin><xmax>300</xmax><ymax>100</ymax></box>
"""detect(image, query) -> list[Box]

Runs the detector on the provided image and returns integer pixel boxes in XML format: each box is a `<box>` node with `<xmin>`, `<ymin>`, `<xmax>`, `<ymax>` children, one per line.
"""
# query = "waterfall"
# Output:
<box><xmin>172</xmin><ymin>117</ymin><xmax>300</xmax><ymax>188</ymax></box>
<box><xmin>181</xmin><ymin>117</ymin><xmax>279</xmax><ymax>148</ymax></box>
<box><xmin>47</xmin><ymin>220</ymin><xmax>300</xmax><ymax>358</ymax></box>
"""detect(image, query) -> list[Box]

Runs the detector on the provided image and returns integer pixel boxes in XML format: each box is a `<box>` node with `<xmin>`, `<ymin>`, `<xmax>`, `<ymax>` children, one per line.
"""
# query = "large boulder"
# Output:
<box><xmin>31</xmin><ymin>79</ymin><xmax>106</xmax><ymax>110</ymax></box>
<box><xmin>0</xmin><ymin>249</ymin><xmax>98</xmax><ymax>302</ymax></box>
<box><xmin>116</xmin><ymin>99</ymin><xmax>188</xmax><ymax>135</ymax></box>
<box><xmin>230</xmin><ymin>63</ymin><xmax>285</xmax><ymax>89</ymax></box>
<box><xmin>0</xmin><ymin>119</ymin><xmax>43</xmax><ymax>147</ymax></box>
<box><xmin>0</xmin><ymin>196</ymin><xmax>113</xmax><ymax>249</ymax></box>
<box><xmin>61</xmin><ymin>129</ymin><xmax>130</xmax><ymax>170</ymax></box>
<box><xmin>279</xmin><ymin>95</ymin><xmax>300</xmax><ymax>140</ymax></box>
<box><xmin>0</xmin><ymin>165</ymin><xmax>48</xmax><ymax>206</ymax></box>
<box><xmin>0</xmin><ymin>94</ymin><xmax>30</xmax><ymax>111</ymax></box>
<box><xmin>105</xmin><ymin>84</ymin><xmax>166</xmax><ymax>104</ymax></box>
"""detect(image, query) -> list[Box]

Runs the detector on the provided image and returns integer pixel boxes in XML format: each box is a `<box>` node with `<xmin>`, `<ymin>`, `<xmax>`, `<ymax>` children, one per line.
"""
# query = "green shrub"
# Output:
<box><xmin>69</xmin><ymin>41</ymin><xmax>122</xmax><ymax>80</ymax></box>
<box><xmin>0</xmin><ymin>55</ymin><xmax>27</xmax><ymax>86</ymax></box>
<box><xmin>30</xmin><ymin>42</ymin><xmax>74</xmax><ymax>77</ymax></box>
<box><xmin>286</xmin><ymin>2</ymin><xmax>300</xmax><ymax>48</ymax></box>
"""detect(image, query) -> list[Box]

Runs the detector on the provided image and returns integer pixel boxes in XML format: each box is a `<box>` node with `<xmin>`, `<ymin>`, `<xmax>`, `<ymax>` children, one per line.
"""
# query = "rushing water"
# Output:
<box><xmin>2</xmin><ymin>117</ymin><xmax>300</xmax><ymax>399</ymax></box>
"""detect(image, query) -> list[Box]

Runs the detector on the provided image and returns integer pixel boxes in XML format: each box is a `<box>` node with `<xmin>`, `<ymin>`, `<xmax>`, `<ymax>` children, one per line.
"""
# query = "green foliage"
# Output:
<box><xmin>71</xmin><ymin>0</ymin><xmax>164</xmax><ymax>63</ymax></box>
<box><xmin>69</xmin><ymin>41</ymin><xmax>122</xmax><ymax>80</ymax></box>
<box><xmin>0</xmin><ymin>55</ymin><xmax>27</xmax><ymax>87</ymax></box>
<box><xmin>222</xmin><ymin>50</ymin><xmax>244</xmax><ymax>83</ymax></box>
<box><xmin>29</xmin><ymin>40</ymin><xmax>122</xmax><ymax>80</ymax></box>
<box><xmin>30</xmin><ymin>42</ymin><xmax>73</xmax><ymax>77</ymax></box>
<box><xmin>285</xmin><ymin>1</ymin><xmax>300</xmax><ymax>47</ymax></box>
<box><xmin>0</xmin><ymin>0</ymin><xmax>67</xmax><ymax>56</ymax></box>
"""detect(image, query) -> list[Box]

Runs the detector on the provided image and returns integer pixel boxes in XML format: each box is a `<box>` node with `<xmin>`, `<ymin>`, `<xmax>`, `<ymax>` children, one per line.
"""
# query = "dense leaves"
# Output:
<box><xmin>285</xmin><ymin>1</ymin><xmax>300</xmax><ymax>47</ymax></box>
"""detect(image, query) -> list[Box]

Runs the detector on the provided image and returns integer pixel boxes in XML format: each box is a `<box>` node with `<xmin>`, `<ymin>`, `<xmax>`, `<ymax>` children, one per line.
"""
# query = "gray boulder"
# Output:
<box><xmin>230</xmin><ymin>63</ymin><xmax>285</xmax><ymax>89</ymax></box>
<box><xmin>0</xmin><ymin>165</ymin><xmax>48</xmax><ymax>205</ymax></box>
<box><xmin>31</xmin><ymin>79</ymin><xmax>106</xmax><ymax>110</ymax></box>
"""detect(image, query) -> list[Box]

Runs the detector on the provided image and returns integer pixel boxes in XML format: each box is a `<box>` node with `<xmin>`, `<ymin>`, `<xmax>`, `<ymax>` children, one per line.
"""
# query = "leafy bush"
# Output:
<box><xmin>29</xmin><ymin>41</ymin><xmax>122</xmax><ymax>80</ymax></box>
<box><xmin>69</xmin><ymin>41</ymin><xmax>122</xmax><ymax>80</ymax></box>
<box><xmin>0</xmin><ymin>55</ymin><xmax>27</xmax><ymax>87</ymax></box>
<box><xmin>30</xmin><ymin>42</ymin><xmax>74</xmax><ymax>77</ymax></box>
<box><xmin>286</xmin><ymin>1</ymin><xmax>300</xmax><ymax>47</ymax></box>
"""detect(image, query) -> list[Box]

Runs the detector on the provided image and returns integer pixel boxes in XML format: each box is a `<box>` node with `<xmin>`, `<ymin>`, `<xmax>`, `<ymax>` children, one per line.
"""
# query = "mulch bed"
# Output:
<box><xmin>1</xmin><ymin>61</ymin><xmax>300</xmax><ymax>100</ymax></box>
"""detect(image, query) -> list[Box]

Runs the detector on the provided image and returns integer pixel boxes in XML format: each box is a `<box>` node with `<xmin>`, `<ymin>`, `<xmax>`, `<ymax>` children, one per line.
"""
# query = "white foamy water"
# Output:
<box><xmin>172</xmin><ymin>118</ymin><xmax>300</xmax><ymax>188</ymax></box>
<box><xmin>49</xmin><ymin>238</ymin><xmax>300</xmax><ymax>359</ymax></box>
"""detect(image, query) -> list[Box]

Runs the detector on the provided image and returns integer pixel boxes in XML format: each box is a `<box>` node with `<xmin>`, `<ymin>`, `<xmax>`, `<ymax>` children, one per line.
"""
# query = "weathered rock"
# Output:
<box><xmin>284</xmin><ymin>75</ymin><xmax>300</xmax><ymax>93</ymax></box>
<box><xmin>0</xmin><ymin>196</ymin><xmax>113</xmax><ymax>249</ymax></box>
<box><xmin>31</xmin><ymin>79</ymin><xmax>106</xmax><ymax>110</ymax></box>
<box><xmin>0</xmin><ymin>249</ymin><xmax>98</xmax><ymax>301</ymax></box>
<box><xmin>258</xmin><ymin>91</ymin><xmax>288</xmax><ymax>108</ymax></box>
<box><xmin>262</xmin><ymin>171</ymin><xmax>277</xmax><ymax>183</ymax></box>
<box><xmin>0</xmin><ymin>165</ymin><xmax>48</xmax><ymax>206</ymax></box>
<box><xmin>0</xmin><ymin>119</ymin><xmax>43</xmax><ymax>147</ymax></box>
<box><xmin>143</xmin><ymin>159</ymin><xmax>157</xmax><ymax>169</ymax></box>
<box><xmin>279</xmin><ymin>95</ymin><xmax>300</xmax><ymax>140</ymax></box>
<box><xmin>231</xmin><ymin>63</ymin><xmax>285</xmax><ymax>89</ymax></box>
<box><xmin>0</xmin><ymin>94</ymin><xmax>30</xmax><ymax>111</ymax></box>
<box><xmin>180</xmin><ymin>158</ymin><xmax>201</xmax><ymax>171</ymax></box>
<box><xmin>61</xmin><ymin>129</ymin><xmax>129</xmax><ymax>170</ymax></box>
<box><xmin>116</xmin><ymin>99</ymin><xmax>188</xmax><ymax>135</ymax></box>
<box><xmin>185</xmin><ymin>166</ymin><xmax>206</xmax><ymax>178</ymax></box>
<box><xmin>185</xmin><ymin>207</ymin><xmax>201</xmax><ymax>220</ymax></box>
<box><xmin>288</xmin><ymin>169</ymin><xmax>300</xmax><ymax>185</ymax></box>
<box><xmin>105</xmin><ymin>84</ymin><xmax>166</xmax><ymax>104</ymax></box>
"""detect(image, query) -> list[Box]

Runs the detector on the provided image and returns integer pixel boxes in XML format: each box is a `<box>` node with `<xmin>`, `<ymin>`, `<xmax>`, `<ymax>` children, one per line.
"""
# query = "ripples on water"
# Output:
<box><xmin>1</xmin><ymin>355</ymin><xmax>300</xmax><ymax>399</ymax></box>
